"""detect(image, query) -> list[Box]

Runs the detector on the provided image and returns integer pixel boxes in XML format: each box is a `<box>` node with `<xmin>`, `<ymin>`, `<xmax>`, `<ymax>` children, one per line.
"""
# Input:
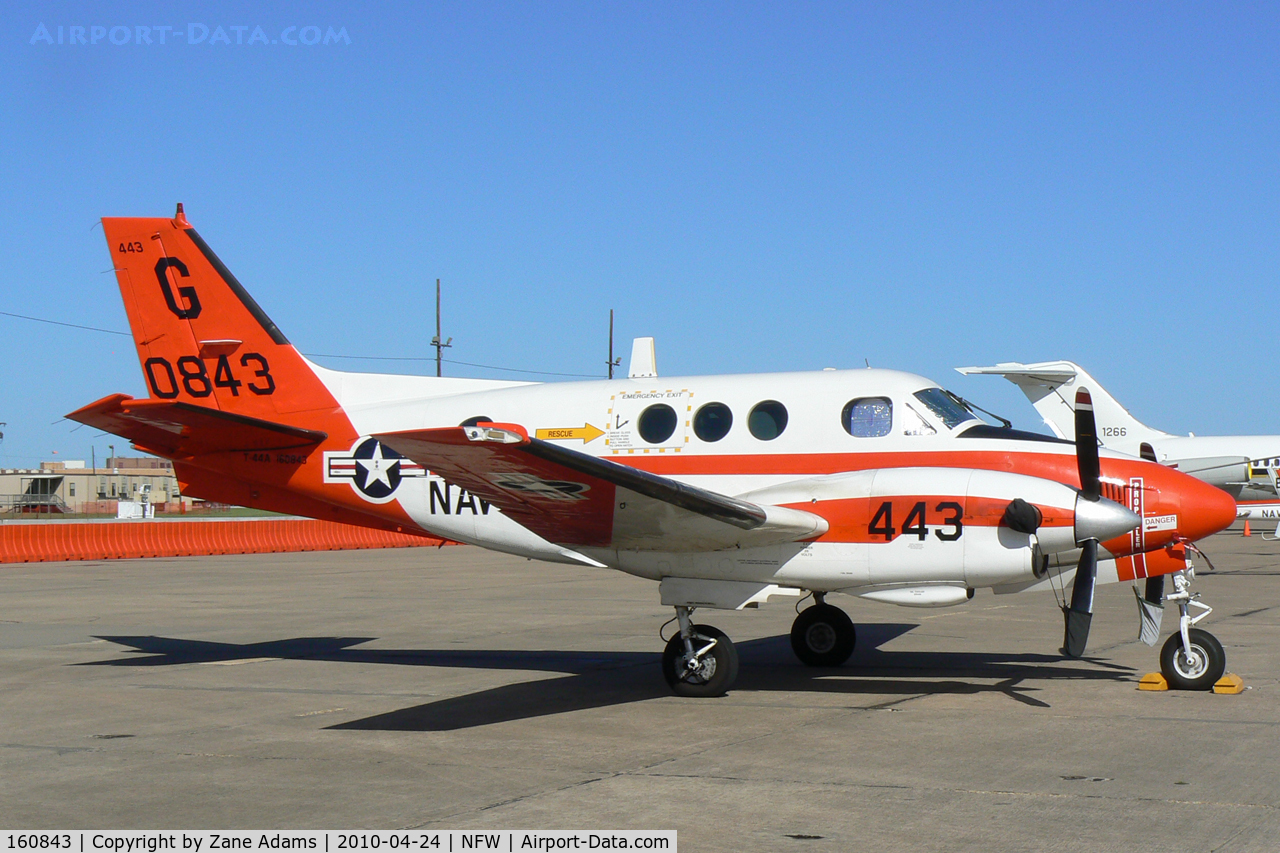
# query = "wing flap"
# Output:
<box><xmin>376</xmin><ymin>424</ymin><xmax>827</xmax><ymax>551</ymax></box>
<box><xmin>67</xmin><ymin>394</ymin><xmax>327</xmax><ymax>456</ymax></box>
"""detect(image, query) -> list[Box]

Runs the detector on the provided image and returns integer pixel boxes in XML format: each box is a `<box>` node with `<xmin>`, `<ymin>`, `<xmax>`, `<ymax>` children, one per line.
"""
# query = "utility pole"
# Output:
<box><xmin>607</xmin><ymin>309</ymin><xmax>621</xmax><ymax>379</ymax></box>
<box><xmin>431</xmin><ymin>277</ymin><xmax>452</xmax><ymax>377</ymax></box>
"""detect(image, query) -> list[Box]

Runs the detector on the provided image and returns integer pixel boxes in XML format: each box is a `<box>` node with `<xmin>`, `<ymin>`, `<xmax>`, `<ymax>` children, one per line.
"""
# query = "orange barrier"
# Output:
<box><xmin>0</xmin><ymin>518</ymin><xmax>452</xmax><ymax>563</ymax></box>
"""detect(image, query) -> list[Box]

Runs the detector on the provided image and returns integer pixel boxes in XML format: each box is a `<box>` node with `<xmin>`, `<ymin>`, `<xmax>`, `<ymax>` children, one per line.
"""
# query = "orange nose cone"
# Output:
<box><xmin>1177</xmin><ymin>475</ymin><xmax>1239</xmax><ymax>542</ymax></box>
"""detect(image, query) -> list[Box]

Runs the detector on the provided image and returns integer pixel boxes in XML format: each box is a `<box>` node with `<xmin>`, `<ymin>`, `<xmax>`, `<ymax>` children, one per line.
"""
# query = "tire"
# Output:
<box><xmin>1160</xmin><ymin>628</ymin><xmax>1225</xmax><ymax>691</ymax></box>
<box><xmin>790</xmin><ymin>604</ymin><xmax>856</xmax><ymax>667</ymax></box>
<box><xmin>662</xmin><ymin>624</ymin><xmax>739</xmax><ymax>697</ymax></box>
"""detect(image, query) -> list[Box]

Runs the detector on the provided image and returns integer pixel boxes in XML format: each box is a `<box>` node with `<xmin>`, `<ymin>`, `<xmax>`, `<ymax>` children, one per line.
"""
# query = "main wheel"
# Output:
<box><xmin>1160</xmin><ymin>628</ymin><xmax>1225</xmax><ymax>691</ymax></box>
<box><xmin>662</xmin><ymin>624</ymin><xmax>739</xmax><ymax>697</ymax></box>
<box><xmin>790</xmin><ymin>603</ymin><xmax>856</xmax><ymax>667</ymax></box>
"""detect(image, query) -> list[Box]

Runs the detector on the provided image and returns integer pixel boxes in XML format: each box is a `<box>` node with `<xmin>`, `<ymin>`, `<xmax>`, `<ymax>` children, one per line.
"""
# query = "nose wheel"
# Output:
<box><xmin>790</xmin><ymin>598</ymin><xmax>856</xmax><ymax>667</ymax></box>
<box><xmin>1160</xmin><ymin>628</ymin><xmax>1225</xmax><ymax>691</ymax></box>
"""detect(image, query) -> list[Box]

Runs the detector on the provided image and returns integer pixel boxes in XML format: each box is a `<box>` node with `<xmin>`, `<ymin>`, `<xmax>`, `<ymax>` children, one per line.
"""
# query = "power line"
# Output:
<box><xmin>2</xmin><ymin>307</ymin><xmax>601</xmax><ymax>379</ymax></box>
<box><xmin>444</xmin><ymin>358</ymin><xmax>597</xmax><ymax>379</ymax></box>
<box><xmin>304</xmin><ymin>352</ymin><xmax>598</xmax><ymax>378</ymax></box>
<box><xmin>0</xmin><ymin>310</ymin><xmax>130</xmax><ymax>336</ymax></box>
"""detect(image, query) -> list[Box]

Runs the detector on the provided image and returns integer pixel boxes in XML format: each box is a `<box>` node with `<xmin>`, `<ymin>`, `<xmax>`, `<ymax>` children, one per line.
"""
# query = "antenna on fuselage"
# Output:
<box><xmin>629</xmin><ymin>337</ymin><xmax>657</xmax><ymax>378</ymax></box>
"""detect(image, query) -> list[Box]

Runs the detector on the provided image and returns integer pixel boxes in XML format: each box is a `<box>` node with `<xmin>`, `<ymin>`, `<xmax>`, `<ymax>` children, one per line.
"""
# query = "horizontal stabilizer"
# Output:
<box><xmin>376</xmin><ymin>424</ymin><xmax>827</xmax><ymax>550</ymax></box>
<box><xmin>955</xmin><ymin>362</ymin><xmax>1080</xmax><ymax>385</ymax></box>
<box><xmin>66</xmin><ymin>394</ymin><xmax>327</xmax><ymax>457</ymax></box>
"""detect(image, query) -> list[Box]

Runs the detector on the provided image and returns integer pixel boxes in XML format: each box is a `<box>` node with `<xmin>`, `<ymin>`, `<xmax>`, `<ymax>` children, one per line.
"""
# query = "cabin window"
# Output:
<box><xmin>693</xmin><ymin>402</ymin><xmax>733</xmax><ymax>442</ymax></box>
<box><xmin>638</xmin><ymin>404</ymin><xmax>678</xmax><ymax>444</ymax></box>
<box><xmin>748</xmin><ymin>400</ymin><xmax>788</xmax><ymax>440</ymax></box>
<box><xmin>843</xmin><ymin>397</ymin><xmax>892</xmax><ymax>438</ymax></box>
<box><xmin>913</xmin><ymin>388</ymin><xmax>973</xmax><ymax>429</ymax></box>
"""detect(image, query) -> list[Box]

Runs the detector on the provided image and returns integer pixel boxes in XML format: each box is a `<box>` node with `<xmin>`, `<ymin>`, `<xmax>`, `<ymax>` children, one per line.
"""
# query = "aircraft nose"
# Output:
<box><xmin>1176</xmin><ymin>474</ymin><xmax>1238</xmax><ymax>542</ymax></box>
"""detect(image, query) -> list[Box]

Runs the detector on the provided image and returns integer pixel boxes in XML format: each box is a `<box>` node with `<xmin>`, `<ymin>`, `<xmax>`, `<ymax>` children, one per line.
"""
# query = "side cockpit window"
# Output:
<box><xmin>842</xmin><ymin>397</ymin><xmax>892</xmax><ymax>438</ymax></box>
<box><xmin>901</xmin><ymin>404</ymin><xmax>936</xmax><ymax>436</ymax></box>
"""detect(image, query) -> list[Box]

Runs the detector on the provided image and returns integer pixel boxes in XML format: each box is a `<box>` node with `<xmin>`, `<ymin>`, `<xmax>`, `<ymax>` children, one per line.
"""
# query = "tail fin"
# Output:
<box><xmin>955</xmin><ymin>361</ymin><xmax>1170</xmax><ymax>453</ymax></box>
<box><xmin>103</xmin><ymin>205</ymin><xmax>340</xmax><ymax>423</ymax></box>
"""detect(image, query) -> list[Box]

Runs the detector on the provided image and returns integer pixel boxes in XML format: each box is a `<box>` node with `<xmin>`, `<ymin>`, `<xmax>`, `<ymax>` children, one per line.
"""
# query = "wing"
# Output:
<box><xmin>375</xmin><ymin>423</ymin><xmax>827</xmax><ymax>551</ymax></box>
<box><xmin>67</xmin><ymin>394</ymin><xmax>327</xmax><ymax>457</ymax></box>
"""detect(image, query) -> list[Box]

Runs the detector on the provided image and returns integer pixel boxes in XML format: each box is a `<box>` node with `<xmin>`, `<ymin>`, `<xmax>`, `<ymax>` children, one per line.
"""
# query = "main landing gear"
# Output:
<box><xmin>662</xmin><ymin>606</ymin><xmax>739</xmax><ymax>697</ymax></box>
<box><xmin>790</xmin><ymin>593</ymin><xmax>857</xmax><ymax>667</ymax></box>
<box><xmin>1159</xmin><ymin>568</ymin><xmax>1226</xmax><ymax>691</ymax></box>
<box><xmin>661</xmin><ymin>595</ymin><xmax>860</xmax><ymax>698</ymax></box>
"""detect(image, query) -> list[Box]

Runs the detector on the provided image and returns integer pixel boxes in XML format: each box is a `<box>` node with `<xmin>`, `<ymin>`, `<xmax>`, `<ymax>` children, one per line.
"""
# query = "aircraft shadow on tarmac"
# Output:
<box><xmin>85</xmin><ymin>624</ymin><xmax>1133</xmax><ymax>731</ymax></box>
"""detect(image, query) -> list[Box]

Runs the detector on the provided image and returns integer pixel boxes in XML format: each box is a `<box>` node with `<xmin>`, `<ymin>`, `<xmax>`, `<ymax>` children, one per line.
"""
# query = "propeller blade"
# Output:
<box><xmin>1075</xmin><ymin>388</ymin><xmax>1100</xmax><ymax>501</ymax></box>
<box><xmin>1062</xmin><ymin>538</ymin><xmax>1097</xmax><ymax>658</ymax></box>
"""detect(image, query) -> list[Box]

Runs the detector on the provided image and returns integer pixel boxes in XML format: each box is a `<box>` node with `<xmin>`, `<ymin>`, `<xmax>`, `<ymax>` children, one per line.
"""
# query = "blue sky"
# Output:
<box><xmin>2</xmin><ymin>2</ymin><xmax>1277</xmax><ymax>466</ymax></box>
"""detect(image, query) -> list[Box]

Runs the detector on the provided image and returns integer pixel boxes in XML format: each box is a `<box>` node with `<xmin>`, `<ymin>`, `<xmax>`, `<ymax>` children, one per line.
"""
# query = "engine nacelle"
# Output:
<box><xmin>742</xmin><ymin>466</ymin><xmax>1138</xmax><ymax>595</ymax></box>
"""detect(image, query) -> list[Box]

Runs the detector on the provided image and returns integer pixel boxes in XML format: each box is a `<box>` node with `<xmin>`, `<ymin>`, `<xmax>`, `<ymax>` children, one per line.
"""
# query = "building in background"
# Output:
<box><xmin>0</xmin><ymin>457</ymin><xmax>195</xmax><ymax>515</ymax></box>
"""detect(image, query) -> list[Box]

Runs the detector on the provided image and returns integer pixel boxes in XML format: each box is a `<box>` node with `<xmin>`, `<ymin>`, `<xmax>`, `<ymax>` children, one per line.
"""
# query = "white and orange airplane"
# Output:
<box><xmin>70</xmin><ymin>206</ymin><xmax>1238</xmax><ymax>696</ymax></box>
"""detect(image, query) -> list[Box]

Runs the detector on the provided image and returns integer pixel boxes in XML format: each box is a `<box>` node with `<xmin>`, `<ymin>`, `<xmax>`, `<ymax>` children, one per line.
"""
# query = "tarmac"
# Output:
<box><xmin>1</xmin><ymin>534</ymin><xmax>1277</xmax><ymax>852</ymax></box>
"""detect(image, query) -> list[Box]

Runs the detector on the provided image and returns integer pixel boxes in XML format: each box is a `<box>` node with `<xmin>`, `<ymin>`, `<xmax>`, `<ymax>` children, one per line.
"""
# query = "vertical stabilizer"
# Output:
<box><xmin>102</xmin><ymin>206</ymin><xmax>344</xmax><ymax>424</ymax></box>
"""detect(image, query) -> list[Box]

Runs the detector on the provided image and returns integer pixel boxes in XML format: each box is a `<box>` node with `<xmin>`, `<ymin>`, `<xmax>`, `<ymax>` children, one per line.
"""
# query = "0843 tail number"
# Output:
<box><xmin>144</xmin><ymin>353</ymin><xmax>275</xmax><ymax>399</ymax></box>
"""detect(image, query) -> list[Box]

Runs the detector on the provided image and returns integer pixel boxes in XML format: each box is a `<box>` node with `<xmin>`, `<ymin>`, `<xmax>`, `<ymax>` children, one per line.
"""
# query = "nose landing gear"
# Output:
<box><xmin>1158</xmin><ymin>568</ymin><xmax>1226</xmax><ymax>690</ymax></box>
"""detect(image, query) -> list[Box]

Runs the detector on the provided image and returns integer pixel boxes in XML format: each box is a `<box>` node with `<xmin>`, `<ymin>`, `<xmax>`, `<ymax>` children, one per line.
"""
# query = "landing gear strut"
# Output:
<box><xmin>1159</xmin><ymin>568</ymin><xmax>1226</xmax><ymax>690</ymax></box>
<box><xmin>790</xmin><ymin>594</ymin><xmax>857</xmax><ymax>667</ymax></box>
<box><xmin>661</xmin><ymin>606</ymin><xmax>739</xmax><ymax>697</ymax></box>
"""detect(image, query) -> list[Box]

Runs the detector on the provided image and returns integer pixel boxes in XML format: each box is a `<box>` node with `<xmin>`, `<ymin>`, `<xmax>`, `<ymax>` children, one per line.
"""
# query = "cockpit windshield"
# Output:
<box><xmin>913</xmin><ymin>387</ymin><xmax>981</xmax><ymax>430</ymax></box>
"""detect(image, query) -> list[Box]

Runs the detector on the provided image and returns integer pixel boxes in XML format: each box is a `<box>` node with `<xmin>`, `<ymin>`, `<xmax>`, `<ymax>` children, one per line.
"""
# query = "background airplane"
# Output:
<box><xmin>69</xmin><ymin>208</ymin><xmax>1238</xmax><ymax>696</ymax></box>
<box><xmin>956</xmin><ymin>361</ymin><xmax>1280</xmax><ymax>526</ymax></box>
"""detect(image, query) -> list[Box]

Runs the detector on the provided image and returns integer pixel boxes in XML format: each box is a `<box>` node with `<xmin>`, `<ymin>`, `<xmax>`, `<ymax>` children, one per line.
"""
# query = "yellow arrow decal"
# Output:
<box><xmin>535</xmin><ymin>424</ymin><xmax>605</xmax><ymax>444</ymax></box>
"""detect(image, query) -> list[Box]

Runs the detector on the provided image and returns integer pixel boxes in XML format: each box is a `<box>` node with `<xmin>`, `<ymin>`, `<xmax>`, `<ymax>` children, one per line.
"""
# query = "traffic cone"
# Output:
<box><xmin>1244</xmin><ymin>521</ymin><xmax>1252</xmax><ymax>536</ymax></box>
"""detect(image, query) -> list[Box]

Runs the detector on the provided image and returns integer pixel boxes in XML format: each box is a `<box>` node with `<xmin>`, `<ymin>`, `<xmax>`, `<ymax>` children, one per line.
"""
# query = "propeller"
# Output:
<box><xmin>1063</xmin><ymin>388</ymin><xmax>1101</xmax><ymax>658</ymax></box>
<box><xmin>997</xmin><ymin>389</ymin><xmax>1139</xmax><ymax>657</ymax></box>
